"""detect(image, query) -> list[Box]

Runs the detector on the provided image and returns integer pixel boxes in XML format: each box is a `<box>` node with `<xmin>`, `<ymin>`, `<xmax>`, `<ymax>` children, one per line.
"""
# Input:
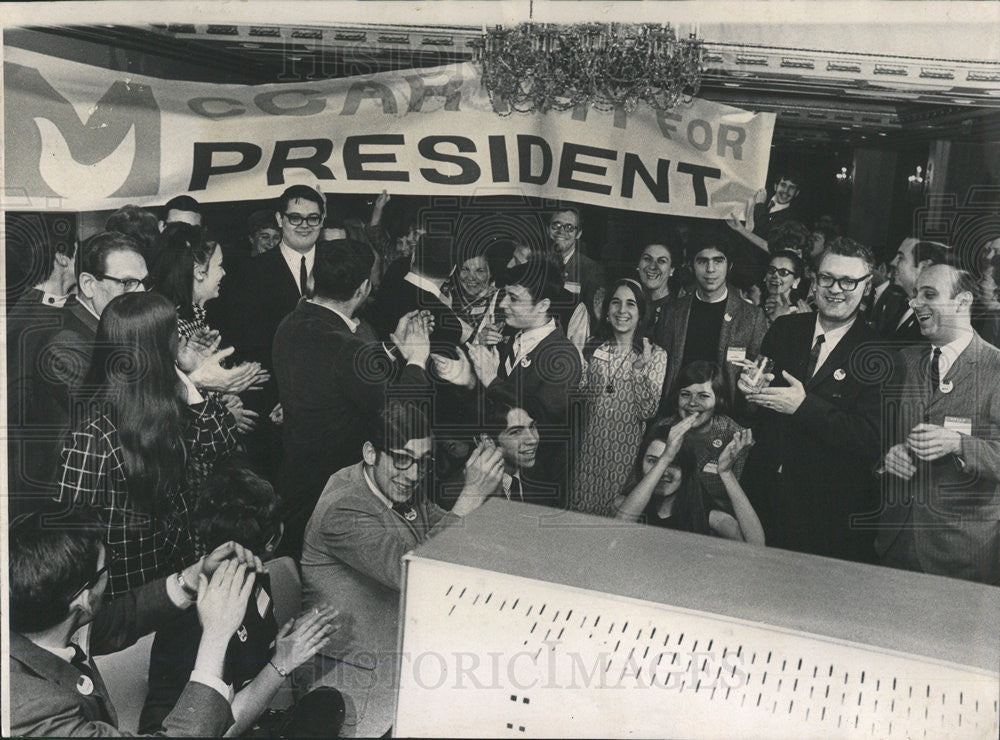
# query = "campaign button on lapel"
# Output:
<box><xmin>940</xmin><ymin>380</ymin><xmax>954</xmax><ymax>394</ymax></box>
<box><xmin>77</xmin><ymin>675</ymin><xmax>94</xmax><ymax>696</ymax></box>
<box><xmin>833</xmin><ymin>368</ymin><xmax>846</xmax><ymax>381</ymax></box>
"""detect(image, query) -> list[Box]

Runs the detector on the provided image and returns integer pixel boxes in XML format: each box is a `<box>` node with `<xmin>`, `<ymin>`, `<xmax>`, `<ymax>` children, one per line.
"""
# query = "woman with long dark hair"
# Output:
<box><xmin>57</xmin><ymin>291</ymin><xmax>238</xmax><ymax>597</ymax></box>
<box><xmin>615</xmin><ymin>416</ymin><xmax>763</xmax><ymax>544</ymax></box>
<box><xmin>152</xmin><ymin>222</ymin><xmax>264</xmax><ymax>433</ymax></box>
<box><xmin>570</xmin><ymin>278</ymin><xmax>668</xmax><ymax>517</ymax></box>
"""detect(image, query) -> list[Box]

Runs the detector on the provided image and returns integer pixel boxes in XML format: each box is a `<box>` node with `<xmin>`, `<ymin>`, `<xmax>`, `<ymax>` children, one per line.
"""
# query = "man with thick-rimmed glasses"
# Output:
<box><xmin>546</xmin><ymin>205</ymin><xmax>606</xmax><ymax>311</ymax></box>
<box><xmin>741</xmin><ymin>237</ymin><xmax>884</xmax><ymax>564</ymax></box>
<box><xmin>300</xmin><ymin>401</ymin><xmax>500</xmax><ymax>737</ymax></box>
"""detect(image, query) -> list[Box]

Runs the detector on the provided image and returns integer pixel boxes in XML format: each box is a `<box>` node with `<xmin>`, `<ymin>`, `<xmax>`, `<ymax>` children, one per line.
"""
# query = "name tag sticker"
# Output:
<box><xmin>564</xmin><ymin>281</ymin><xmax>582</xmax><ymax>294</ymax></box>
<box><xmin>593</xmin><ymin>347</ymin><xmax>612</xmax><ymax>362</ymax></box>
<box><xmin>702</xmin><ymin>462</ymin><xmax>719</xmax><ymax>475</ymax></box>
<box><xmin>943</xmin><ymin>416</ymin><xmax>972</xmax><ymax>436</ymax></box>
<box><xmin>726</xmin><ymin>347</ymin><xmax>746</xmax><ymax>363</ymax></box>
<box><xmin>470</xmin><ymin>305</ymin><xmax>487</xmax><ymax>315</ymax></box>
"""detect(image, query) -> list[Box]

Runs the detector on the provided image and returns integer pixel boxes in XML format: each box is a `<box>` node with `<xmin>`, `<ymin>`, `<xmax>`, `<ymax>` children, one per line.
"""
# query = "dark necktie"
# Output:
<box><xmin>930</xmin><ymin>346</ymin><xmax>942</xmax><ymax>392</ymax></box>
<box><xmin>499</xmin><ymin>336</ymin><xmax>518</xmax><ymax>380</ymax></box>
<box><xmin>806</xmin><ymin>334</ymin><xmax>825</xmax><ymax>378</ymax></box>
<box><xmin>70</xmin><ymin>643</ymin><xmax>94</xmax><ymax>679</ymax></box>
<box><xmin>511</xmin><ymin>475</ymin><xmax>523</xmax><ymax>502</ymax></box>
<box><xmin>299</xmin><ymin>256</ymin><xmax>308</xmax><ymax>296</ymax></box>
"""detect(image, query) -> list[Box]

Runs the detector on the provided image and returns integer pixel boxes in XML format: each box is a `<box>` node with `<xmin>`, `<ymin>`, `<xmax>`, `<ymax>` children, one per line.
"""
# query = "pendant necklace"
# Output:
<box><xmin>605</xmin><ymin>345</ymin><xmax>633</xmax><ymax>394</ymax></box>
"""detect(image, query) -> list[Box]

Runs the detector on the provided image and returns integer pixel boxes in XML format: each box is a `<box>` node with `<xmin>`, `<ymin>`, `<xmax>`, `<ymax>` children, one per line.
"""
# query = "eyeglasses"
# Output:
<box><xmin>549</xmin><ymin>221</ymin><xmax>579</xmax><ymax>233</ymax></box>
<box><xmin>69</xmin><ymin>558</ymin><xmax>114</xmax><ymax>601</ymax></box>
<box><xmin>815</xmin><ymin>273</ymin><xmax>870</xmax><ymax>291</ymax></box>
<box><xmin>766</xmin><ymin>266</ymin><xmax>798</xmax><ymax>279</ymax></box>
<box><xmin>384</xmin><ymin>449</ymin><xmax>435</xmax><ymax>473</ymax></box>
<box><xmin>91</xmin><ymin>273</ymin><xmax>151</xmax><ymax>291</ymax></box>
<box><xmin>283</xmin><ymin>212</ymin><xmax>323</xmax><ymax>228</ymax></box>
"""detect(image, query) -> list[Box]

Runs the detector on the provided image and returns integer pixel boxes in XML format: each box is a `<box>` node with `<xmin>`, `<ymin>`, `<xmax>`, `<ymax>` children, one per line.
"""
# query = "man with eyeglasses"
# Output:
<box><xmin>300</xmin><ymin>401</ymin><xmax>501</xmax><ymax>736</ymax></box>
<box><xmin>547</xmin><ymin>206</ymin><xmax>606</xmax><ymax>310</ymax></box>
<box><xmin>9</xmin><ymin>232</ymin><xmax>149</xmax><ymax>514</ymax></box>
<box><xmin>9</xmin><ymin>506</ymin><xmax>264</xmax><ymax>737</ymax></box>
<box><xmin>742</xmin><ymin>237</ymin><xmax>884</xmax><ymax>563</ymax></box>
<box><xmin>224</xmin><ymin>184</ymin><xmax>326</xmax><ymax>484</ymax></box>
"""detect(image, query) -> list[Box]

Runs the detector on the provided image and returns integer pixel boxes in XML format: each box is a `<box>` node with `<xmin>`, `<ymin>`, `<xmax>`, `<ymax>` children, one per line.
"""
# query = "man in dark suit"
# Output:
<box><xmin>9</xmin><ymin>508</ymin><xmax>259</xmax><ymax>737</ymax></box>
<box><xmin>366</xmin><ymin>233</ymin><xmax>471</xmax><ymax>350</ymax></box>
<box><xmin>750</xmin><ymin>169</ymin><xmax>804</xmax><ymax>239</ymax></box>
<box><xmin>272</xmin><ymin>239</ymin><xmax>433</xmax><ymax>558</ymax></box>
<box><xmin>547</xmin><ymin>206</ymin><xmax>606</xmax><ymax>312</ymax></box>
<box><xmin>224</xmin><ymin>184</ymin><xmax>325</xmax><ymax>480</ymax></box>
<box><xmin>870</xmin><ymin>237</ymin><xmax>947</xmax><ymax>343</ymax></box>
<box><xmin>465</xmin><ymin>257</ymin><xmax>583</xmax><ymax>507</ymax></box>
<box><xmin>876</xmin><ymin>263</ymin><xmax>1000</xmax><ymax>585</ymax></box>
<box><xmin>742</xmin><ymin>237</ymin><xmax>883</xmax><ymax>563</ymax></box>
<box><xmin>655</xmin><ymin>238</ymin><xmax>768</xmax><ymax>419</ymax></box>
<box><xmin>8</xmin><ymin>232</ymin><xmax>148</xmax><ymax>516</ymax></box>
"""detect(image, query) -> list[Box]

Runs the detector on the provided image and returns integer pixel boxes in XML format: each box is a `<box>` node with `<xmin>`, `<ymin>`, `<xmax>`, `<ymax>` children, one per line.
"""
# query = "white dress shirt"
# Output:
<box><xmin>932</xmin><ymin>330</ymin><xmax>974</xmax><ymax>381</ymax></box>
<box><xmin>810</xmin><ymin>316</ymin><xmax>856</xmax><ymax>376</ymax></box>
<box><xmin>512</xmin><ymin>319</ymin><xmax>557</xmax><ymax>366</ymax></box>
<box><xmin>404</xmin><ymin>271</ymin><xmax>451</xmax><ymax>307</ymax></box>
<box><xmin>279</xmin><ymin>242</ymin><xmax>315</xmax><ymax>295</ymax></box>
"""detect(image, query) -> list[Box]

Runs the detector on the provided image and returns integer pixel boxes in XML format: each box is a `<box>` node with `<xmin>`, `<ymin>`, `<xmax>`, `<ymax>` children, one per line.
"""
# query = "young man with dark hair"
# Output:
<box><xmin>877</xmin><ymin>262</ymin><xmax>1000</xmax><ymax>585</ymax></box>
<box><xmin>141</xmin><ymin>461</ymin><xmax>345</xmax><ymax>737</ymax></box>
<box><xmin>224</xmin><ymin>184</ymin><xmax>327</xmax><ymax>483</ymax></box>
<box><xmin>106</xmin><ymin>205</ymin><xmax>160</xmax><ymax>262</ymax></box>
<box><xmin>300</xmin><ymin>401</ymin><xmax>501</xmax><ymax>737</ymax></box>
<box><xmin>742</xmin><ymin>236</ymin><xmax>883</xmax><ymax>563</ymax></box>
<box><xmin>272</xmin><ymin>239</ymin><xmax>433</xmax><ymax>558</ymax></box>
<box><xmin>9</xmin><ymin>507</ymin><xmax>261</xmax><ymax>737</ymax></box>
<box><xmin>655</xmin><ymin>237</ymin><xmax>768</xmax><ymax>418</ymax></box>
<box><xmin>750</xmin><ymin>169</ymin><xmax>804</xmax><ymax>239</ymax></box>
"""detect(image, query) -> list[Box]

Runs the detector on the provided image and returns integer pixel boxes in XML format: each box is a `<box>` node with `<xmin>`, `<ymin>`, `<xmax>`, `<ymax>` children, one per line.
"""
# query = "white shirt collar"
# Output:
<box><xmin>311</xmin><ymin>302</ymin><xmax>357</xmax><ymax>333</ymax></box>
<box><xmin>362</xmin><ymin>466</ymin><xmax>393</xmax><ymax>510</ymax></box>
<box><xmin>502</xmin><ymin>471</ymin><xmax>523</xmax><ymax>502</ymax></box>
<box><xmin>514</xmin><ymin>319</ymin><xmax>557</xmax><ymax>362</ymax></box>
<box><xmin>39</xmin><ymin>289</ymin><xmax>72</xmax><ymax>307</ymax></box>
<box><xmin>78</xmin><ymin>298</ymin><xmax>101</xmax><ymax>321</ymax></box>
<box><xmin>695</xmin><ymin>286</ymin><xmax>728</xmax><ymax>304</ymax></box>
<box><xmin>811</xmin><ymin>315</ymin><xmax>856</xmax><ymax>374</ymax></box>
<box><xmin>404</xmin><ymin>271</ymin><xmax>450</xmax><ymax>307</ymax></box>
<box><xmin>560</xmin><ymin>247</ymin><xmax>576</xmax><ymax>265</ymax></box>
<box><xmin>933</xmin><ymin>330</ymin><xmax>974</xmax><ymax>378</ymax></box>
<box><xmin>769</xmin><ymin>199</ymin><xmax>792</xmax><ymax>214</ymax></box>
<box><xmin>279</xmin><ymin>242</ymin><xmax>315</xmax><ymax>295</ymax></box>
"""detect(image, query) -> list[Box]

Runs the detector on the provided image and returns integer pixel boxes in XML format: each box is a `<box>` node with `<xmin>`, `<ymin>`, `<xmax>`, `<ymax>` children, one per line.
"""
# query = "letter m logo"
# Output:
<box><xmin>4</xmin><ymin>61</ymin><xmax>160</xmax><ymax>200</ymax></box>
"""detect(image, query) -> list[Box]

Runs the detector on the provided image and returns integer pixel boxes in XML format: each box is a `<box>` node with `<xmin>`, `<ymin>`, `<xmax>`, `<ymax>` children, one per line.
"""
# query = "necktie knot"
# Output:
<box><xmin>806</xmin><ymin>334</ymin><xmax>825</xmax><ymax>378</ymax></box>
<box><xmin>299</xmin><ymin>255</ymin><xmax>308</xmax><ymax>296</ymax></box>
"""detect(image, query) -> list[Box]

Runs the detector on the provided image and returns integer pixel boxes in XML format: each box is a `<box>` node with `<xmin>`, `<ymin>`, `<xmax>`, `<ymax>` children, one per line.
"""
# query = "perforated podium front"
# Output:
<box><xmin>394</xmin><ymin>501</ymin><xmax>999</xmax><ymax>738</ymax></box>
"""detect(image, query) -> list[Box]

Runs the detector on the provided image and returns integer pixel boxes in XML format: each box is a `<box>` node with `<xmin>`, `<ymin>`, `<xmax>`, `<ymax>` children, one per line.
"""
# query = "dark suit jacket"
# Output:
<box><xmin>10</xmin><ymin>578</ymin><xmax>233</xmax><ymax>737</ymax></box>
<box><xmin>7</xmin><ymin>298</ymin><xmax>98</xmax><ymax>511</ymax></box>
<box><xmin>869</xmin><ymin>283</ymin><xmax>925</xmax><ymax>346</ymax></box>
<box><xmin>272</xmin><ymin>301</ymin><xmax>430</xmax><ymax>557</ymax></box>
<box><xmin>751</xmin><ymin>202</ymin><xmax>803</xmax><ymax>238</ymax></box>
<box><xmin>654</xmin><ymin>289</ymin><xmax>768</xmax><ymax>416</ymax></box>
<box><xmin>367</xmin><ymin>269</ymin><xmax>468</xmax><ymax>350</ymax></box>
<box><xmin>875</xmin><ymin>333</ymin><xmax>1000</xmax><ymax>584</ymax></box>
<box><xmin>487</xmin><ymin>327</ymin><xmax>582</xmax><ymax>509</ymax></box>
<box><xmin>556</xmin><ymin>248</ymin><xmax>606</xmax><ymax>311</ymax></box>
<box><xmin>742</xmin><ymin>313</ymin><xmax>883</xmax><ymax>562</ymax></box>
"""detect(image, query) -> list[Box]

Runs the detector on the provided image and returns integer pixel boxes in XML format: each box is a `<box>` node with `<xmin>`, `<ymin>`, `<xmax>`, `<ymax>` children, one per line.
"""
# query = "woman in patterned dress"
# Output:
<box><xmin>57</xmin><ymin>292</ymin><xmax>237</xmax><ymax>597</ymax></box>
<box><xmin>571</xmin><ymin>279</ymin><xmax>668</xmax><ymax>517</ymax></box>
<box><xmin>152</xmin><ymin>223</ymin><xmax>264</xmax><ymax>434</ymax></box>
<box><xmin>649</xmin><ymin>360</ymin><xmax>751</xmax><ymax>515</ymax></box>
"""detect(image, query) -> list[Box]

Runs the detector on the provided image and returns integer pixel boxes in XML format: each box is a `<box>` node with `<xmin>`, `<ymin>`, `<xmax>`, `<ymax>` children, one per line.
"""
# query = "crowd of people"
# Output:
<box><xmin>7</xmin><ymin>172</ymin><xmax>1000</xmax><ymax>736</ymax></box>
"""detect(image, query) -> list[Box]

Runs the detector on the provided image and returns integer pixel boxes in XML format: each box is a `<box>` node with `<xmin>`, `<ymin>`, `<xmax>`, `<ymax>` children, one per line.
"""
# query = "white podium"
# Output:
<box><xmin>395</xmin><ymin>501</ymin><xmax>999</xmax><ymax>738</ymax></box>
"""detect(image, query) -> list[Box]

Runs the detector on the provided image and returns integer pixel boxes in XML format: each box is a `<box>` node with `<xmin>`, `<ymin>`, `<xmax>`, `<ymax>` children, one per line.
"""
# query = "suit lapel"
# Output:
<box><xmin>716</xmin><ymin>292</ymin><xmax>737</xmax><ymax>359</ymax></box>
<box><xmin>674</xmin><ymin>295</ymin><xmax>692</xmax><ymax>367</ymax></box>
<box><xmin>806</xmin><ymin>319</ymin><xmax>864</xmax><ymax>390</ymax></box>
<box><xmin>927</xmin><ymin>334</ymin><xmax>981</xmax><ymax>413</ymax></box>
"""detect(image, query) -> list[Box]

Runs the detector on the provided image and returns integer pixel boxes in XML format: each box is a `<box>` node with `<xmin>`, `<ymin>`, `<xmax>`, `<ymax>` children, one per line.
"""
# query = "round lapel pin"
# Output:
<box><xmin>712</xmin><ymin>439</ymin><xmax>723</xmax><ymax>448</ymax></box>
<box><xmin>940</xmin><ymin>380</ymin><xmax>953</xmax><ymax>394</ymax></box>
<box><xmin>520</xmin><ymin>358</ymin><xmax>532</xmax><ymax>368</ymax></box>
<box><xmin>833</xmin><ymin>368</ymin><xmax>846</xmax><ymax>381</ymax></box>
<box><xmin>76</xmin><ymin>675</ymin><xmax>94</xmax><ymax>696</ymax></box>
<box><xmin>723</xmin><ymin>313</ymin><xmax>733</xmax><ymax>322</ymax></box>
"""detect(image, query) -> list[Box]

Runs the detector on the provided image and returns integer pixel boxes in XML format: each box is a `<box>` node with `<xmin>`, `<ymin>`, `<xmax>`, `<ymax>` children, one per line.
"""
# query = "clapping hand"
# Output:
<box><xmin>271</xmin><ymin>605</ymin><xmax>343</xmax><ymax>674</ymax></box>
<box><xmin>197</xmin><ymin>560</ymin><xmax>256</xmax><ymax>641</ymax></box>
<box><xmin>746</xmin><ymin>371</ymin><xmax>806</xmax><ymax>414</ymax></box>
<box><xmin>186</xmin><ymin>344</ymin><xmax>263</xmax><ymax>394</ymax></box>
<box><xmin>453</xmin><ymin>436</ymin><xmax>505</xmax><ymax>515</ymax></box>
<box><xmin>665</xmin><ymin>413</ymin><xmax>700</xmax><ymax>458</ymax></box>
<box><xmin>883</xmin><ymin>443</ymin><xmax>917</xmax><ymax>480</ymax></box>
<box><xmin>717</xmin><ymin>429</ymin><xmax>754</xmax><ymax>475</ymax></box>
<box><xmin>467</xmin><ymin>342</ymin><xmax>500</xmax><ymax>387</ymax></box>
<box><xmin>391</xmin><ymin>310</ymin><xmax>432</xmax><ymax>366</ymax></box>
<box><xmin>431</xmin><ymin>348</ymin><xmax>476</xmax><ymax>388</ymax></box>
<box><xmin>176</xmin><ymin>329</ymin><xmax>221</xmax><ymax>374</ymax></box>
<box><xmin>906</xmin><ymin>423</ymin><xmax>962</xmax><ymax>462</ymax></box>
<box><xmin>224</xmin><ymin>394</ymin><xmax>259</xmax><ymax>434</ymax></box>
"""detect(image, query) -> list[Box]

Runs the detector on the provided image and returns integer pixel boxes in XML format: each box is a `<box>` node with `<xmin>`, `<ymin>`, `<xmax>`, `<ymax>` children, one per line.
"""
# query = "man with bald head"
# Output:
<box><xmin>877</xmin><ymin>262</ymin><xmax>1000</xmax><ymax>585</ymax></box>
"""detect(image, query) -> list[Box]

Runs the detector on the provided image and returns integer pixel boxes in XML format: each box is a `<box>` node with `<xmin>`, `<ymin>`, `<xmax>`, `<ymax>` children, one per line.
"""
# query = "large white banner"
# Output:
<box><xmin>4</xmin><ymin>45</ymin><xmax>775</xmax><ymax>216</ymax></box>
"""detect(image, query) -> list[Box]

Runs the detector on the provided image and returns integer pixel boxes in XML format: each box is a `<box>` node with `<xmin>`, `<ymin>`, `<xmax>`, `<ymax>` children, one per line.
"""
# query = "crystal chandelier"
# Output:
<box><xmin>477</xmin><ymin>23</ymin><xmax>704</xmax><ymax>116</ymax></box>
